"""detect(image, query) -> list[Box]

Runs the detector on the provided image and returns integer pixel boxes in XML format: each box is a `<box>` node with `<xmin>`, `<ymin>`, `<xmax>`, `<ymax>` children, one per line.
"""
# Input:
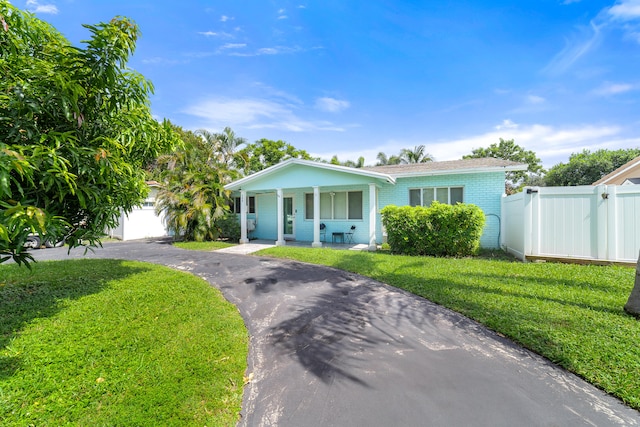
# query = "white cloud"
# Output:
<box><xmin>26</xmin><ymin>0</ymin><xmax>58</xmax><ymax>14</ymax></box>
<box><xmin>526</xmin><ymin>95</ymin><xmax>546</xmax><ymax>104</ymax></box>
<box><xmin>312</xmin><ymin>121</ymin><xmax>626</xmax><ymax>168</ymax></box>
<box><xmin>593</xmin><ymin>81</ymin><xmax>636</xmax><ymax>95</ymax></box>
<box><xmin>183</xmin><ymin>98</ymin><xmax>346</xmax><ymax>132</ymax></box>
<box><xmin>198</xmin><ymin>30</ymin><xmax>233</xmax><ymax>38</ymax></box>
<box><xmin>315</xmin><ymin>97</ymin><xmax>350</xmax><ymax>113</ymax></box>
<box><xmin>220</xmin><ymin>43</ymin><xmax>247</xmax><ymax>50</ymax></box>
<box><xmin>220</xmin><ymin>15</ymin><xmax>233</xmax><ymax>22</ymax></box>
<box><xmin>608</xmin><ymin>0</ymin><xmax>640</xmax><ymax>20</ymax></box>
<box><xmin>543</xmin><ymin>21</ymin><xmax>602</xmax><ymax>74</ymax></box>
<box><xmin>227</xmin><ymin>46</ymin><xmax>303</xmax><ymax>57</ymax></box>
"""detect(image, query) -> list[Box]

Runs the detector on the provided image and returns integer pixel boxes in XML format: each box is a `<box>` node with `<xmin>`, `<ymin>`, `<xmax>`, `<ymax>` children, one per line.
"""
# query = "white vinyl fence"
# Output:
<box><xmin>501</xmin><ymin>185</ymin><xmax>640</xmax><ymax>263</ymax></box>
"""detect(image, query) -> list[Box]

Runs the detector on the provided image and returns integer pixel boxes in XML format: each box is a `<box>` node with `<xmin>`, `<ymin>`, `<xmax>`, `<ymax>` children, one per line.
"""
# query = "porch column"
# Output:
<box><xmin>276</xmin><ymin>188</ymin><xmax>286</xmax><ymax>246</ymax></box>
<box><xmin>239</xmin><ymin>190</ymin><xmax>249</xmax><ymax>244</ymax></box>
<box><xmin>312</xmin><ymin>186</ymin><xmax>322</xmax><ymax>247</ymax></box>
<box><xmin>368</xmin><ymin>183</ymin><xmax>377</xmax><ymax>251</ymax></box>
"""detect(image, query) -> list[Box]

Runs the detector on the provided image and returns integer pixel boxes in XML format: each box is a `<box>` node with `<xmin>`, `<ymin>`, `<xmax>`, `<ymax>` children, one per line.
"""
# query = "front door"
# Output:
<box><xmin>283</xmin><ymin>196</ymin><xmax>295</xmax><ymax>240</ymax></box>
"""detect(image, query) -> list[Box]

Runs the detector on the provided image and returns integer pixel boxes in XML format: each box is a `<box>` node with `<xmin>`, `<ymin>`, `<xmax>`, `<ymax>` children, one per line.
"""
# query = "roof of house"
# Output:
<box><xmin>623</xmin><ymin>177</ymin><xmax>640</xmax><ymax>185</ymax></box>
<box><xmin>225</xmin><ymin>157</ymin><xmax>527</xmax><ymax>191</ymax></box>
<box><xmin>592</xmin><ymin>155</ymin><xmax>640</xmax><ymax>185</ymax></box>
<box><xmin>363</xmin><ymin>157</ymin><xmax>528</xmax><ymax>177</ymax></box>
<box><xmin>224</xmin><ymin>158</ymin><xmax>395</xmax><ymax>191</ymax></box>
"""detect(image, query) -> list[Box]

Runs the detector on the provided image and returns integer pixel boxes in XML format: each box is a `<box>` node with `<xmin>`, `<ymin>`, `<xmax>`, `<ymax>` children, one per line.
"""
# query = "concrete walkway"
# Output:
<box><xmin>27</xmin><ymin>240</ymin><xmax>640</xmax><ymax>426</ymax></box>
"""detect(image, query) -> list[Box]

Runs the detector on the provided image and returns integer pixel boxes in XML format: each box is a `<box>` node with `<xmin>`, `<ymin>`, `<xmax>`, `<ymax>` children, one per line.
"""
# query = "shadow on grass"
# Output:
<box><xmin>0</xmin><ymin>259</ymin><xmax>150</xmax><ymax>380</ymax></box>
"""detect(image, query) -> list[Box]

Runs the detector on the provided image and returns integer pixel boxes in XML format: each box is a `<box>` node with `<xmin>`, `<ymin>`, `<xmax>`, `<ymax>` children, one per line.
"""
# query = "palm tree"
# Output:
<box><xmin>400</xmin><ymin>145</ymin><xmax>434</xmax><ymax>164</ymax></box>
<box><xmin>155</xmin><ymin>128</ymin><xmax>232</xmax><ymax>241</ymax></box>
<box><xmin>196</xmin><ymin>127</ymin><xmax>248</xmax><ymax>175</ymax></box>
<box><xmin>376</xmin><ymin>151</ymin><xmax>402</xmax><ymax>166</ymax></box>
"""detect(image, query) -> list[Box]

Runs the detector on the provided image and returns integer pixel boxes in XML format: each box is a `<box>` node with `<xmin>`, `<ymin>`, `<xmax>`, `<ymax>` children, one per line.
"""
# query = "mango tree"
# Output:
<box><xmin>0</xmin><ymin>3</ymin><xmax>177</xmax><ymax>266</ymax></box>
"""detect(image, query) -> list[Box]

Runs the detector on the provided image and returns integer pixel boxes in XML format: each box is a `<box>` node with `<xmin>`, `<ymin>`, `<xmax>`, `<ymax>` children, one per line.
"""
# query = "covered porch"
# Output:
<box><xmin>224</xmin><ymin>159</ymin><xmax>395</xmax><ymax>251</ymax></box>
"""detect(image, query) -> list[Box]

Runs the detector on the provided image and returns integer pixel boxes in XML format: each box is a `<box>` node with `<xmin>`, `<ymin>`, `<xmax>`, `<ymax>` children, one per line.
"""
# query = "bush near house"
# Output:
<box><xmin>215</xmin><ymin>212</ymin><xmax>241</xmax><ymax>242</ymax></box>
<box><xmin>381</xmin><ymin>203</ymin><xmax>485</xmax><ymax>257</ymax></box>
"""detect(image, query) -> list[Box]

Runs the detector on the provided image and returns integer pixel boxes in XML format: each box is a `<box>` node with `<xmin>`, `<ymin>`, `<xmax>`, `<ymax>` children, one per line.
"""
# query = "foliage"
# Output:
<box><xmin>376</xmin><ymin>151</ymin><xmax>402</xmax><ymax>165</ymax></box>
<box><xmin>155</xmin><ymin>125</ymin><xmax>232</xmax><ymax>242</ymax></box>
<box><xmin>0</xmin><ymin>259</ymin><xmax>248</xmax><ymax>425</ymax></box>
<box><xmin>400</xmin><ymin>145</ymin><xmax>434</xmax><ymax>163</ymax></box>
<box><xmin>238</xmin><ymin>138</ymin><xmax>313</xmax><ymax>174</ymax></box>
<box><xmin>328</xmin><ymin>155</ymin><xmax>365</xmax><ymax>168</ymax></box>
<box><xmin>198</xmin><ymin>126</ymin><xmax>248</xmax><ymax>172</ymax></box>
<box><xmin>463</xmin><ymin>138</ymin><xmax>543</xmax><ymax>192</ymax></box>
<box><xmin>544</xmin><ymin>148</ymin><xmax>640</xmax><ymax>186</ymax></box>
<box><xmin>215</xmin><ymin>212</ymin><xmax>241</xmax><ymax>241</ymax></box>
<box><xmin>257</xmin><ymin>246</ymin><xmax>640</xmax><ymax>410</ymax></box>
<box><xmin>376</xmin><ymin>145</ymin><xmax>433</xmax><ymax>166</ymax></box>
<box><xmin>381</xmin><ymin>203</ymin><xmax>485</xmax><ymax>257</ymax></box>
<box><xmin>0</xmin><ymin>3</ymin><xmax>177</xmax><ymax>266</ymax></box>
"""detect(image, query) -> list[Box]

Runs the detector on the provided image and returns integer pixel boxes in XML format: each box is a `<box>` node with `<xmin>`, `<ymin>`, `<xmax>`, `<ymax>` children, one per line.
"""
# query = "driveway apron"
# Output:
<box><xmin>27</xmin><ymin>240</ymin><xmax>640</xmax><ymax>426</ymax></box>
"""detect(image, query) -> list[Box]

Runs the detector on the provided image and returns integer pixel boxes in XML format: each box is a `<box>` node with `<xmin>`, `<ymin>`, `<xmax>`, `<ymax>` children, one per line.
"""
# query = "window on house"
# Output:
<box><xmin>305</xmin><ymin>191</ymin><xmax>363</xmax><ymax>220</ymax></box>
<box><xmin>409</xmin><ymin>187</ymin><xmax>463</xmax><ymax>207</ymax></box>
<box><xmin>231</xmin><ymin>196</ymin><xmax>255</xmax><ymax>214</ymax></box>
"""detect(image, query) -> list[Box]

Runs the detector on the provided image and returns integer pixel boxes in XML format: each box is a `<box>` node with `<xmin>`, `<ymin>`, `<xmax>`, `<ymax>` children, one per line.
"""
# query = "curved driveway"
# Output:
<box><xmin>29</xmin><ymin>240</ymin><xmax>640</xmax><ymax>426</ymax></box>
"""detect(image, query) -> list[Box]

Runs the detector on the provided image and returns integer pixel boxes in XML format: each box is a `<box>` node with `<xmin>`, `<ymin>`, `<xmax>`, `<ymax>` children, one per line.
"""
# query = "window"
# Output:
<box><xmin>142</xmin><ymin>201</ymin><xmax>155</xmax><ymax>208</ymax></box>
<box><xmin>231</xmin><ymin>196</ymin><xmax>255</xmax><ymax>214</ymax></box>
<box><xmin>305</xmin><ymin>191</ymin><xmax>363</xmax><ymax>220</ymax></box>
<box><xmin>409</xmin><ymin>187</ymin><xmax>463</xmax><ymax>207</ymax></box>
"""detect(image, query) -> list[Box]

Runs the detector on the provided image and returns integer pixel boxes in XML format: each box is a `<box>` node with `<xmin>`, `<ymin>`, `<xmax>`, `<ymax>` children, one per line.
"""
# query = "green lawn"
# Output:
<box><xmin>174</xmin><ymin>240</ymin><xmax>236</xmax><ymax>251</ymax></box>
<box><xmin>0</xmin><ymin>259</ymin><xmax>248</xmax><ymax>426</ymax></box>
<box><xmin>257</xmin><ymin>246</ymin><xmax>640</xmax><ymax>410</ymax></box>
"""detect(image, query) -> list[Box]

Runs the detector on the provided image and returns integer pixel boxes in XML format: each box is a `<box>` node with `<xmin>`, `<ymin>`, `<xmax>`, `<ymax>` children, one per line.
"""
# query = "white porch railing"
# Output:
<box><xmin>501</xmin><ymin>185</ymin><xmax>640</xmax><ymax>263</ymax></box>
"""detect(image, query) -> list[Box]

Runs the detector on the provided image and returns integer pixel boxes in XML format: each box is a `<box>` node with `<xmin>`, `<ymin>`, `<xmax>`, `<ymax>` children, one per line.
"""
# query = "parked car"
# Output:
<box><xmin>23</xmin><ymin>234</ymin><xmax>65</xmax><ymax>249</ymax></box>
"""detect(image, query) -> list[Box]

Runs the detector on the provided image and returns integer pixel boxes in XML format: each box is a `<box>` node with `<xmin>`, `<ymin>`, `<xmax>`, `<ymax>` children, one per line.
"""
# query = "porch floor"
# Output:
<box><xmin>215</xmin><ymin>239</ymin><xmax>371</xmax><ymax>255</ymax></box>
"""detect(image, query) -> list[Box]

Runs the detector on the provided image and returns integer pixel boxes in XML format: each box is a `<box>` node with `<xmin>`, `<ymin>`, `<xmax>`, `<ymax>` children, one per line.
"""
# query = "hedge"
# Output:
<box><xmin>381</xmin><ymin>202</ymin><xmax>485</xmax><ymax>257</ymax></box>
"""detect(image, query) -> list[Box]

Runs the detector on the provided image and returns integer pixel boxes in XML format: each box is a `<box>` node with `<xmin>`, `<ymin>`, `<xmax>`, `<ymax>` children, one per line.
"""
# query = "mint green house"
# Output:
<box><xmin>224</xmin><ymin>158</ymin><xmax>526</xmax><ymax>250</ymax></box>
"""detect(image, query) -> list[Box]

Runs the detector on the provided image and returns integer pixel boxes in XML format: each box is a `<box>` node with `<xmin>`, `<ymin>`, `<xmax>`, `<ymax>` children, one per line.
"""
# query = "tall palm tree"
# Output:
<box><xmin>400</xmin><ymin>145</ymin><xmax>434</xmax><ymax>164</ymax></box>
<box><xmin>196</xmin><ymin>127</ymin><xmax>248</xmax><ymax>177</ymax></box>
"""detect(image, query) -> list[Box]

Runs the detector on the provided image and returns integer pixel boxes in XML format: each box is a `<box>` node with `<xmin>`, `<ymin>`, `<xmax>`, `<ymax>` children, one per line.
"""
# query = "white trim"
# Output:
<box><xmin>239</xmin><ymin>190</ymin><xmax>248</xmax><ymax>244</ymax></box>
<box><xmin>276</xmin><ymin>189</ymin><xmax>286</xmax><ymax>246</ymax></box>
<box><xmin>593</xmin><ymin>157</ymin><xmax>640</xmax><ymax>185</ymax></box>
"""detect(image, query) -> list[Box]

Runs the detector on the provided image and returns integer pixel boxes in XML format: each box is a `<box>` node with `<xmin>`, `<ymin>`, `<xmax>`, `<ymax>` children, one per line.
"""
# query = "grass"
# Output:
<box><xmin>256</xmin><ymin>246</ymin><xmax>640</xmax><ymax>410</ymax></box>
<box><xmin>174</xmin><ymin>240</ymin><xmax>236</xmax><ymax>251</ymax></box>
<box><xmin>0</xmin><ymin>259</ymin><xmax>248</xmax><ymax>426</ymax></box>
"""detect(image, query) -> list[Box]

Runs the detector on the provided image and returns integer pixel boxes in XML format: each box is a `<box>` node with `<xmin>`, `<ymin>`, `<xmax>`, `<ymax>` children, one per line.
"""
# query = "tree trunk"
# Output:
<box><xmin>624</xmin><ymin>250</ymin><xmax>640</xmax><ymax>317</ymax></box>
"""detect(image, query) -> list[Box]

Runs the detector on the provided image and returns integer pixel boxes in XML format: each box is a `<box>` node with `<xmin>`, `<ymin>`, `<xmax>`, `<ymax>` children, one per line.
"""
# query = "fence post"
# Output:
<box><xmin>523</xmin><ymin>187</ymin><xmax>533</xmax><ymax>258</ymax></box>
<box><xmin>606</xmin><ymin>185</ymin><xmax>618</xmax><ymax>261</ymax></box>
<box><xmin>595</xmin><ymin>184</ymin><xmax>608</xmax><ymax>260</ymax></box>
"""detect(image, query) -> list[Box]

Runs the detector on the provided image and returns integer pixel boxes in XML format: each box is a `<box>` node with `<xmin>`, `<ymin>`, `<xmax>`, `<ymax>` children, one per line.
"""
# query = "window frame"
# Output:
<box><xmin>305</xmin><ymin>190</ymin><xmax>363</xmax><ymax>220</ymax></box>
<box><xmin>409</xmin><ymin>186</ymin><xmax>464</xmax><ymax>207</ymax></box>
<box><xmin>231</xmin><ymin>196</ymin><xmax>255</xmax><ymax>214</ymax></box>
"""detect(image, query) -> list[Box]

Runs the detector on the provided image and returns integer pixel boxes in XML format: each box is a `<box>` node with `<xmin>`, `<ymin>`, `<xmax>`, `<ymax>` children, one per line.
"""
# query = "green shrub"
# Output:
<box><xmin>215</xmin><ymin>213</ymin><xmax>241</xmax><ymax>241</ymax></box>
<box><xmin>381</xmin><ymin>203</ymin><xmax>485</xmax><ymax>257</ymax></box>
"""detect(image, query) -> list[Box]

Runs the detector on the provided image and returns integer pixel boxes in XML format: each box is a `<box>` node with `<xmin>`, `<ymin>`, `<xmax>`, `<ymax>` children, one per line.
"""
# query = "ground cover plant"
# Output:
<box><xmin>256</xmin><ymin>246</ymin><xmax>640</xmax><ymax>410</ymax></box>
<box><xmin>0</xmin><ymin>259</ymin><xmax>248</xmax><ymax>426</ymax></box>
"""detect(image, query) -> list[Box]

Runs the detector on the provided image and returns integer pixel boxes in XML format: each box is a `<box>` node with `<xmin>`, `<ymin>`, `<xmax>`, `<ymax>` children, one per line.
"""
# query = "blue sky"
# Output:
<box><xmin>18</xmin><ymin>0</ymin><xmax>640</xmax><ymax>168</ymax></box>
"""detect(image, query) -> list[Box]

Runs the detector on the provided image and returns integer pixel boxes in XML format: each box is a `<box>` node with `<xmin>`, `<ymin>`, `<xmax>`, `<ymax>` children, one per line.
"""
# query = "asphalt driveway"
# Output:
<box><xmin>26</xmin><ymin>240</ymin><xmax>640</xmax><ymax>426</ymax></box>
